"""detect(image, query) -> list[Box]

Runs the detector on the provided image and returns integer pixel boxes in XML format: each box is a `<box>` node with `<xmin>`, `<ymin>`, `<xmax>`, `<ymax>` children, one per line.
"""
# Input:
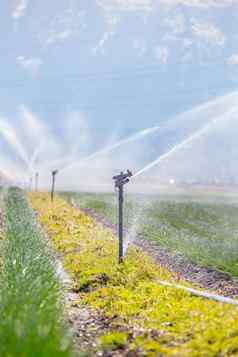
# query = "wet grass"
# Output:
<box><xmin>61</xmin><ymin>191</ymin><xmax>133</xmax><ymax>227</ymax></box>
<box><xmin>62</xmin><ymin>191</ymin><xmax>238</xmax><ymax>278</ymax></box>
<box><xmin>144</xmin><ymin>200</ymin><xmax>238</xmax><ymax>277</ymax></box>
<box><xmin>0</xmin><ymin>188</ymin><xmax>74</xmax><ymax>357</ymax></box>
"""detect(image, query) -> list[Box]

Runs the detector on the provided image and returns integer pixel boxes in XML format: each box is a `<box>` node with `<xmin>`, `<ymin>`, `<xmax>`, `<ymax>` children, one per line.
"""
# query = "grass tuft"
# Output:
<box><xmin>99</xmin><ymin>332</ymin><xmax>128</xmax><ymax>351</ymax></box>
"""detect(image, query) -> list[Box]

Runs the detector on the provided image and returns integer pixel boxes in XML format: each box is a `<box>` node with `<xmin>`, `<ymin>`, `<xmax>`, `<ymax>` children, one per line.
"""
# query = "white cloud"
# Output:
<box><xmin>191</xmin><ymin>21</ymin><xmax>225</xmax><ymax>46</ymax></box>
<box><xmin>12</xmin><ymin>0</ymin><xmax>28</xmax><ymax>19</ymax></box>
<box><xmin>40</xmin><ymin>8</ymin><xmax>85</xmax><ymax>46</ymax></box>
<box><xmin>163</xmin><ymin>14</ymin><xmax>186</xmax><ymax>34</ymax></box>
<box><xmin>97</xmin><ymin>0</ymin><xmax>153</xmax><ymax>12</ymax></box>
<box><xmin>227</xmin><ymin>54</ymin><xmax>238</xmax><ymax>65</ymax></box>
<box><xmin>92</xmin><ymin>31</ymin><xmax>115</xmax><ymax>54</ymax></box>
<box><xmin>159</xmin><ymin>0</ymin><xmax>236</xmax><ymax>8</ymax></box>
<box><xmin>154</xmin><ymin>46</ymin><xmax>169</xmax><ymax>64</ymax></box>
<box><xmin>46</xmin><ymin>30</ymin><xmax>73</xmax><ymax>45</ymax></box>
<box><xmin>97</xmin><ymin>0</ymin><xmax>153</xmax><ymax>30</ymax></box>
<box><xmin>17</xmin><ymin>56</ymin><xmax>42</xmax><ymax>75</ymax></box>
<box><xmin>104</xmin><ymin>12</ymin><xmax>121</xmax><ymax>26</ymax></box>
<box><xmin>133</xmin><ymin>38</ymin><xmax>147</xmax><ymax>57</ymax></box>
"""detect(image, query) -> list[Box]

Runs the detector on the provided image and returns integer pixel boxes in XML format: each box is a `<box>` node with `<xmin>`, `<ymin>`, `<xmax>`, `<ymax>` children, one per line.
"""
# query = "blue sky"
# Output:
<box><xmin>2</xmin><ymin>0</ymin><xmax>238</xmax><ymax>133</ymax></box>
<box><xmin>1</xmin><ymin>0</ymin><xmax>238</xmax><ymax>187</ymax></box>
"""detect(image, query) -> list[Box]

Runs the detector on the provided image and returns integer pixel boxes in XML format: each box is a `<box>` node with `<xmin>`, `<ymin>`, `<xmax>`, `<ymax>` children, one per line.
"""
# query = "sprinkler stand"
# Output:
<box><xmin>113</xmin><ymin>170</ymin><xmax>133</xmax><ymax>263</ymax></box>
<box><xmin>35</xmin><ymin>172</ymin><xmax>39</xmax><ymax>192</ymax></box>
<box><xmin>51</xmin><ymin>170</ymin><xmax>58</xmax><ymax>202</ymax></box>
<box><xmin>29</xmin><ymin>177</ymin><xmax>33</xmax><ymax>192</ymax></box>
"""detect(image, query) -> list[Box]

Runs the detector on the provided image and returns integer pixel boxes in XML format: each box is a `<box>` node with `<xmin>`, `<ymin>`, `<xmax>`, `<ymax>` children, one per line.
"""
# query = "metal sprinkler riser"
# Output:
<box><xmin>113</xmin><ymin>170</ymin><xmax>133</xmax><ymax>264</ymax></box>
<box><xmin>51</xmin><ymin>170</ymin><xmax>58</xmax><ymax>202</ymax></box>
<box><xmin>35</xmin><ymin>172</ymin><xmax>39</xmax><ymax>192</ymax></box>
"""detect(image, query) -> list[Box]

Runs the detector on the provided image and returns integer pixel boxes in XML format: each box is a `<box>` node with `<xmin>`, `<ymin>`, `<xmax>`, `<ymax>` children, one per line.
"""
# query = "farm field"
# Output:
<box><xmin>1</xmin><ymin>189</ymin><xmax>238</xmax><ymax>355</ymax></box>
<box><xmin>61</xmin><ymin>191</ymin><xmax>238</xmax><ymax>278</ymax></box>
<box><xmin>29</xmin><ymin>192</ymin><xmax>238</xmax><ymax>356</ymax></box>
<box><xmin>3</xmin><ymin>2</ymin><xmax>238</xmax><ymax>355</ymax></box>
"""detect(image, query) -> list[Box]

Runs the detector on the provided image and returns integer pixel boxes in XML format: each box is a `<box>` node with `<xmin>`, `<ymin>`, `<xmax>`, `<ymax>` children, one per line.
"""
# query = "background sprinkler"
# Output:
<box><xmin>113</xmin><ymin>170</ymin><xmax>133</xmax><ymax>263</ymax></box>
<box><xmin>51</xmin><ymin>170</ymin><xmax>58</xmax><ymax>202</ymax></box>
<box><xmin>35</xmin><ymin>172</ymin><xmax>39</xmax><ymax>192</ymax></box>
<box><xmin>29</xmin><ymin>176</ymin><xmax>33</xmax><ymax>191</ymax></box>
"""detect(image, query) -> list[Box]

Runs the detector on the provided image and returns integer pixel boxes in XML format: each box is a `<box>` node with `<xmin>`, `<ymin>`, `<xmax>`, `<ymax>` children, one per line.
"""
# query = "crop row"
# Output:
<box><xmin>30</xmin><ymin>192</ymin><xmax>238</xmax><ymax>356</ymax></box>
<box><xmin>0</xmin><ymin>188</ymin><xmax>74</xmax><ymax>357</ymax></box>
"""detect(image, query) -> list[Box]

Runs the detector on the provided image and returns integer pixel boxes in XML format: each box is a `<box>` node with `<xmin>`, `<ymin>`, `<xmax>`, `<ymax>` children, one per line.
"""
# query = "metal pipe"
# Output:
<box><xmin>29</xmin><ymin>177</ymin><xmax>33</xmax><ymax>192</ymax></box>
<box><xmin>35</xmin><ymin>172</ymin><xmax>39</xmax><ymax>192</ymax></box>
<box><xmin>113</xmin><ymin>170</ymin><xmax>133</xmax><ymax>263</ymax></box>
<box><xmin>157</xmin><ymin>280</ymin><xmax>238</xmax><ymax>307</ymax></box>
<box><xmin>51</xmin><ymin>170</ymin><xmax>58</xmax><ymax>202</ymax></box>
<box><xmin>118</xmin><ymin>184</ymin><xmax>124</xmax><ymax>263</ymax></box>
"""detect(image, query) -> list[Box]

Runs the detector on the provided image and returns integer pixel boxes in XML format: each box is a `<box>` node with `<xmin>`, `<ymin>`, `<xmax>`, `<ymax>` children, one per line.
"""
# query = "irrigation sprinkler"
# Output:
<box><xmin>51</xmin><ymin>170</ymin><xmax>58</xmax><ymax>202</ymax></box>
<box><xmin>29</xmin><ymin>176</ymin><xmax>33</xmax><ymax>191</ymax></box>
<box><xmin>35</xmin><ymin>172</ymin><xmax>39</xmax><ymax>192</ymax></box>
<box><xmin>113</xmin><ymin>170</ymin><xmax>133</xmax><ymax>263</ymax></box>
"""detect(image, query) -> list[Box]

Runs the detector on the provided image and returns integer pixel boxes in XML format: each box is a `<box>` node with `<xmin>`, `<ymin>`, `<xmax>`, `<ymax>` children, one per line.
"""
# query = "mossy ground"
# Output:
<box><xmin>29</xmin><ymin>193</ymin><xmax>238</xmax><ymax>356</ymax></box>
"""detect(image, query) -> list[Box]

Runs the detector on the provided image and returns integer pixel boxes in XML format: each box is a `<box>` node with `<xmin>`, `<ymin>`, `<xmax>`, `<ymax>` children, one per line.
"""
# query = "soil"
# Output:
<box><xmin>66</xmin><ymin>291</ymin><xmax>114</xmax><ymax>356</ymax></box>
<box><xmin>66</xmin><ymin>291</ymin><xmax>151</xmax><ymax>356</ymax></box>
<box><xmin>63</xmin><ymin>267</ymin><xmax>153</xmax><ymax>356</ymax></box>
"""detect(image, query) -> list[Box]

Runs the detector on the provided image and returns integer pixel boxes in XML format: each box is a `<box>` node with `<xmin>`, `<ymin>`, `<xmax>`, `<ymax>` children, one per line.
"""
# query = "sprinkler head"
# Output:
<box><xmin>35</xmin><ymin>172</ymin><xmax>39</xmax><ymax>191</ymax></box>
<box><xmin>52</xmin><ymin>170</ymin><xmax>58</xmax><ymax>177</ymax></box>
<box><xmin>113</xmin><ymin>169</ymin><xmax>133</xmax><ymax>188</ymax></box>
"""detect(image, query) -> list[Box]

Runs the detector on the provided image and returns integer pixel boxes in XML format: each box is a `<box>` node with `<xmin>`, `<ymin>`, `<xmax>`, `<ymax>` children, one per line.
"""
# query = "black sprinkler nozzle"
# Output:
<box><xmin>113</xmin><ymin>169</ymin><xmax>133</xmax><ymax>188</ymax></box>
<box><xmin>51</xmin><ymin>169</ymin><xmax>59</xmax><ymax>202</ymax></box>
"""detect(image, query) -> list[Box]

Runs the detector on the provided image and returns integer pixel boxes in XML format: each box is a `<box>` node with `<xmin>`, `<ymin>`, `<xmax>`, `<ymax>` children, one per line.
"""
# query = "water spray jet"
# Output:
<box><xmin>35</xmin><ymin>172</ymin><xmax>39</xmax><ymax>192</ymax></box>
<box><xmin>29</xmin><ymin>176</ymin><xmax>33</xmax><ymax>192</ymax></box>
<box><xmin>133</xmin><ymin>106</ymin><xmax>238</xmax><ymax>179</ymax></box>
<box><xmin>60</xmin><ymin>126</ymin><xmax>161</xmax><ymax>173</ymax></box>
<box><xmin>51</xmin><ymin>170</ymin><xmax>58</xmax><ymax>202</ymax></box>
<box><xmin>113</xmin><ymin>170</ymin><xmax>133</xmax><ymax>263</ymax></box>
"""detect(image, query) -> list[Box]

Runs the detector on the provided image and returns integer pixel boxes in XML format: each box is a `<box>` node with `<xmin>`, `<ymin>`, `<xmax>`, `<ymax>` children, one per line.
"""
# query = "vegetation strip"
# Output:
<box><xmin>0</xmin><ymin>188</ymin><xmax>73</xmax><ymax>357</ymax></box>
<box><xmin>62</xmin><ymin>192</ymin><xmax>238</xmax><ymax>279</ymax></box>
<box><xmin>30</xmin><ymin>193</ymin><xmax>238</xmax><ymax>356</ymax></box>
<box><xmin>62</xmin><ymin>191</ymin><xmax>238</xmax><ymax>296</ymax></box>
<box><xmin>70</xmin><ymin>201</ymin><xmax>238</xmax><ymax>305</ymax></box>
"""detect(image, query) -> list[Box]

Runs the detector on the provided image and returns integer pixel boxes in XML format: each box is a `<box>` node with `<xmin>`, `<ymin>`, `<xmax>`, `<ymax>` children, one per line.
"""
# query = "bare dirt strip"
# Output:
<box><xmin>60</xmin><ymin>253</ymin><xmax>161</xmax><ymax>357</ymax></box>
<box><xmin>78</xmin><ymin>206</ymin><xmax>238</xmax><ymax>298</ymax></box>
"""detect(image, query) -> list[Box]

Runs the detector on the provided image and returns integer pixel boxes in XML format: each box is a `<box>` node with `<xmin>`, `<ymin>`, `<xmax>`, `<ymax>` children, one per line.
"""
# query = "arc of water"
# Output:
<box><xmin>19</xmin><ymin>90</ymin><xmax>238</xmax><ymax>176</ymax></box>
<box><xmin>37</xmin><ymin>126</ymin><xmax>161</xmax><ymax>173</ymax></box>
<box><xmin>58</xmin><ymin>91</ymin><xmax>238</xmax><ymax>174</ymax></box>
<box><xmin>164</xmin><ymin>90</ymin><xmax>238</xmax><ymax>129</ymax></box>
<box><xmin>133</xmin><ymin>106</ymin><xmax>238</xmax><ymax>178</ymax></box>
<box><xmin>40</xmin><ymin>153</ymin><xmax>76</xmax><ymax>172</ymax></box>
<box><xmin>28</xmin><ymin>141</ymin><xmax>47</xmax><ymax>173</ymax></box>
<box><xmin>0</xmin><ymin>155</ymin><xmax>28</xmax><ymax>183</ymax></box>
<box><xmin>0</xmin><ymin>119</ymin><xmax>29</xmax><ymax>166</ymax></box>
<box><xmin>60</xmin><ymin>126</ymin><xmax>161</xmax><ymax>172</ymax></box>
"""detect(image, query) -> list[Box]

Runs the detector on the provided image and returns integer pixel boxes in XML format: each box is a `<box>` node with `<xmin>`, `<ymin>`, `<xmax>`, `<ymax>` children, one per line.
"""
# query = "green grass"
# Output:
<box><xmin>0</xmin><ymin>188</ymin><xmax>74</xmax><ymax>357</ymax></box>
<box><xmin>61</xmin><ymin>191</ymin><xmax>134</xmax><ymax>226</ymax></box>
<box><xmin>63</xmin><ymin>191</ymin><xmax>238</xmax><ymax>278</ymax></box>
<box><xmin>144</xmin><ymin>200</ymin><xmax>238</xmax><ymax>276</ymax></box>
